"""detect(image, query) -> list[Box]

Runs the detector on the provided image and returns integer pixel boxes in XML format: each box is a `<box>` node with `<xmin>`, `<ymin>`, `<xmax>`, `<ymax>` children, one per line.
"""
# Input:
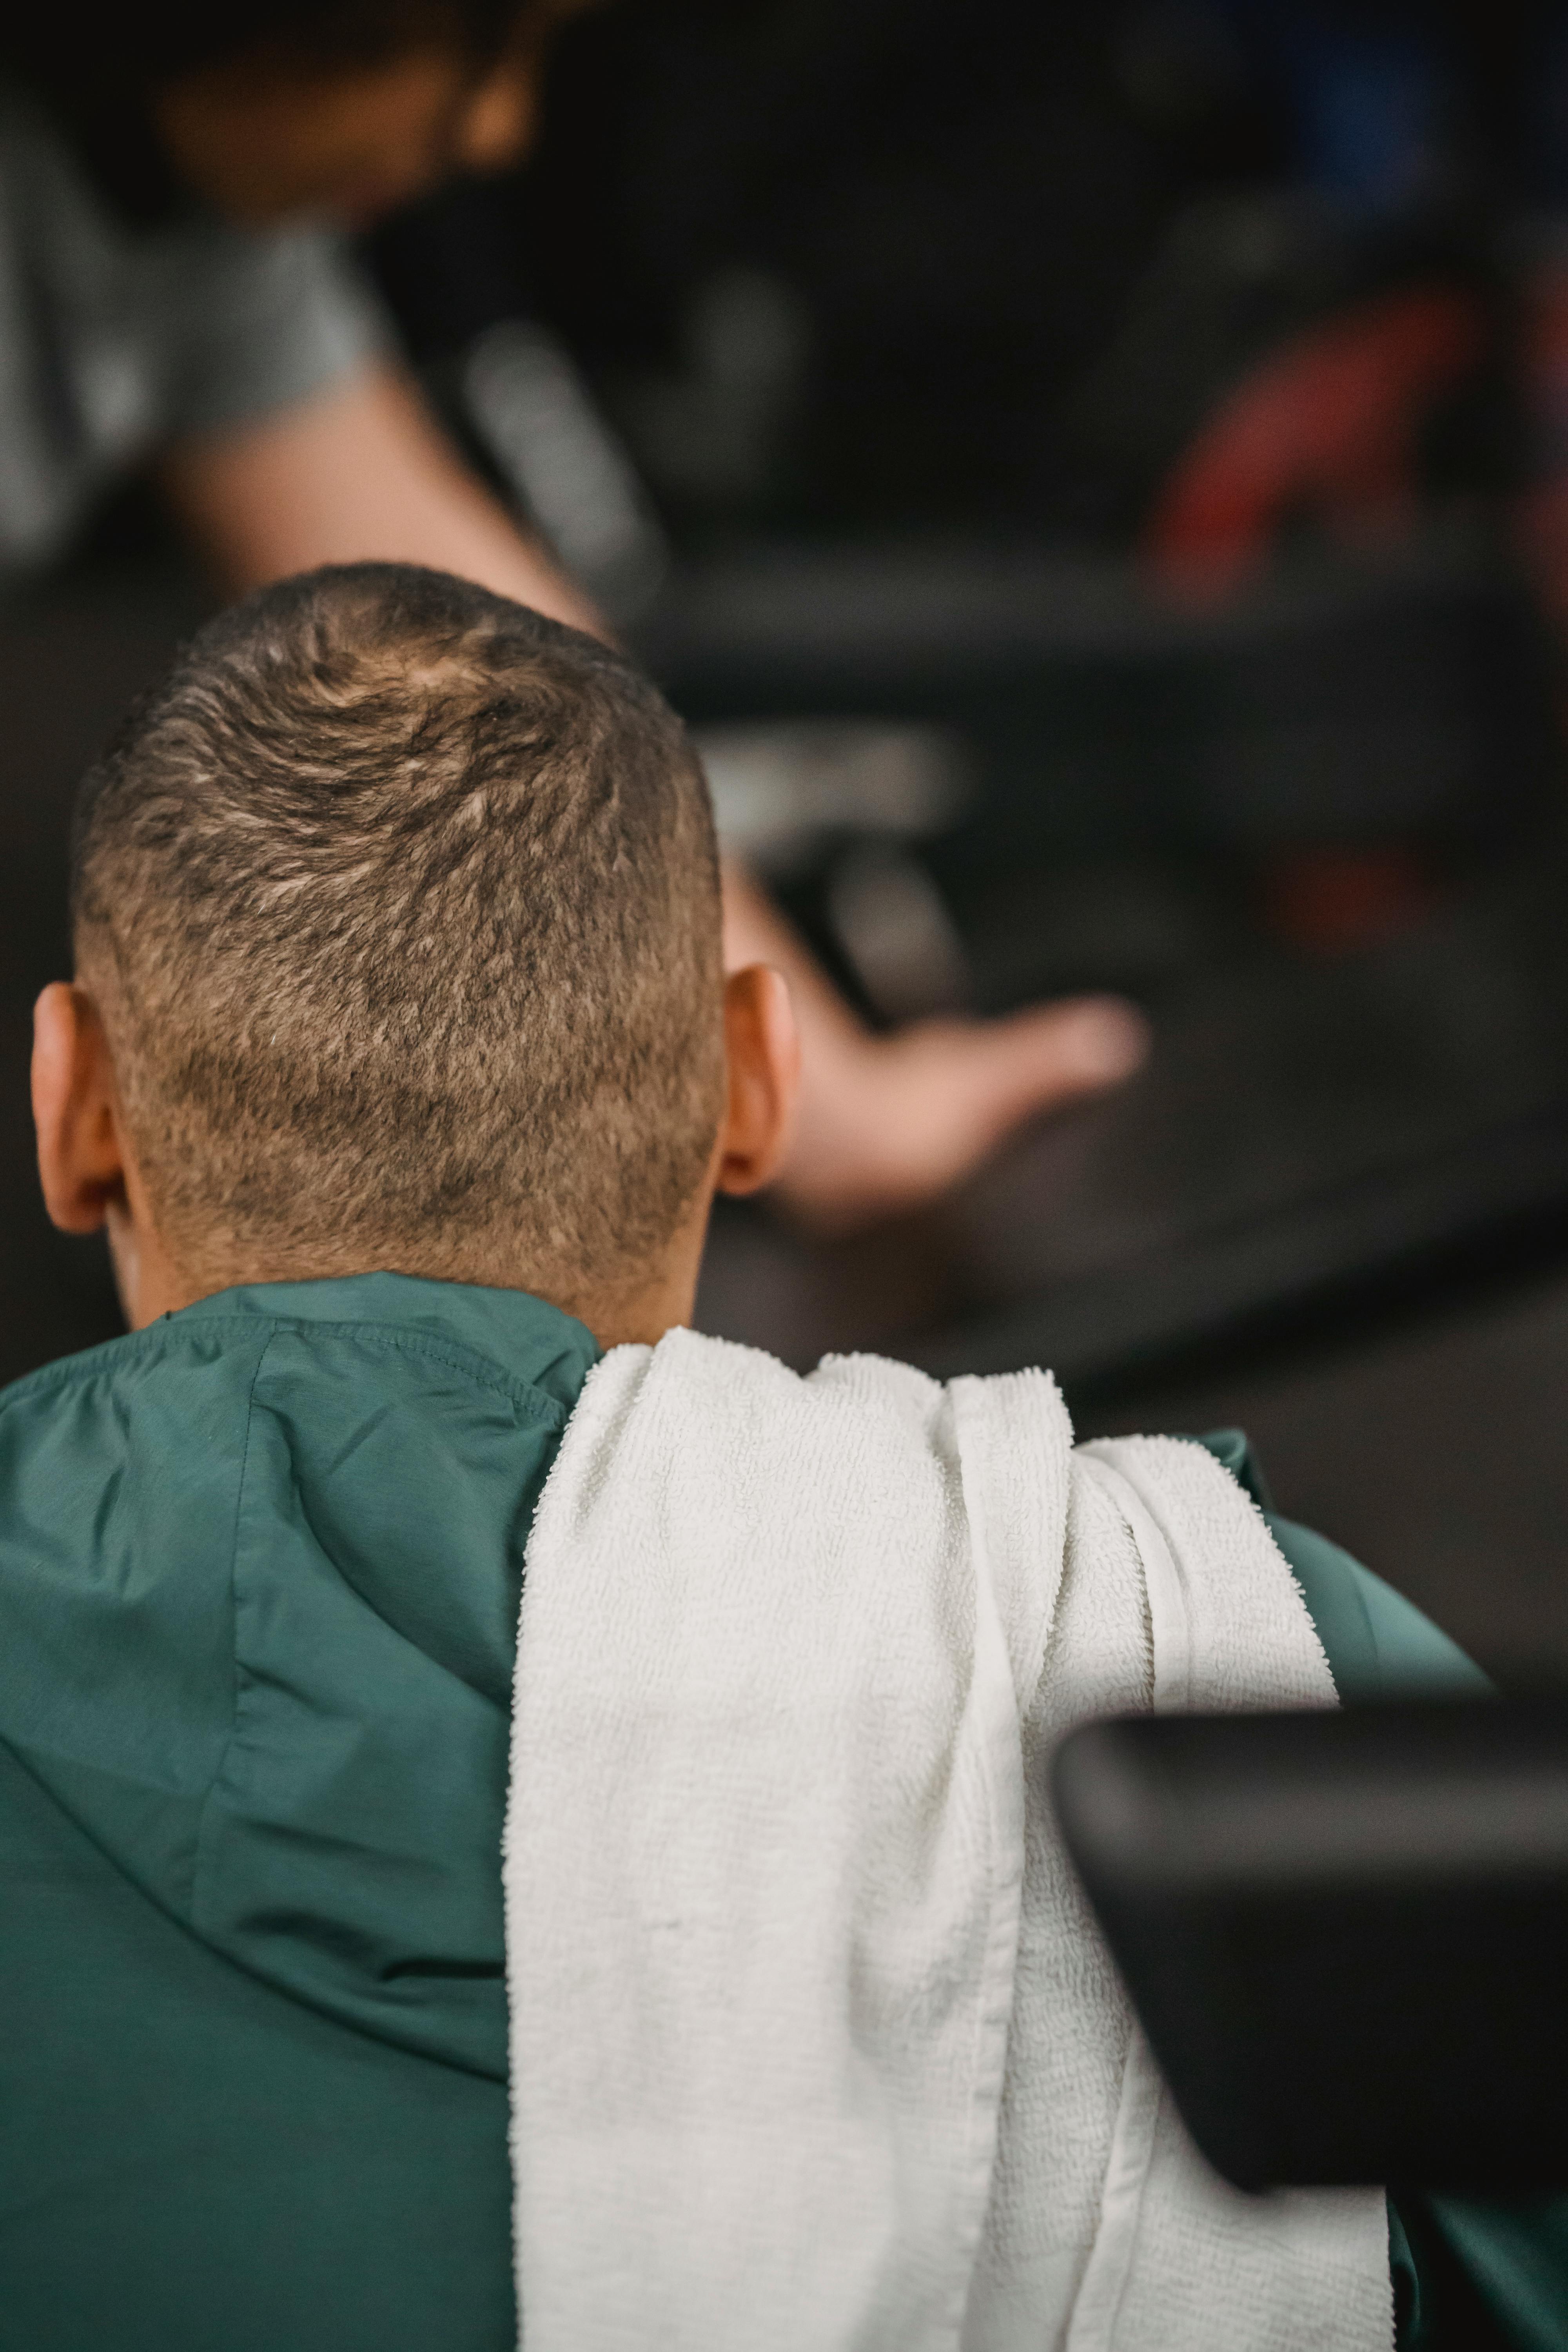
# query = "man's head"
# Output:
<box><xmin>11</xmin><ymin>0</ymin><xmax>594</xmax><ymax>227</ymax></box>
<box><xmin>34</xmin><ymin>564</ymin><xmax>797</xmax><ymax>1341</ymax></box>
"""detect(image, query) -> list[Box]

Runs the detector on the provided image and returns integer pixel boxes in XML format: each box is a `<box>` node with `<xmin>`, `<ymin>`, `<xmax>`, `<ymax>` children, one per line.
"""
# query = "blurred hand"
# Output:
<box><xmin>723</xmin><ymin>865</ymin><xmax>1148</xmax><ymax>1231</ymax></box>
<box><xmin>776</xmin><ymin>999</ymin><xmax>1149</xmax><ymax>1231</ymax></box>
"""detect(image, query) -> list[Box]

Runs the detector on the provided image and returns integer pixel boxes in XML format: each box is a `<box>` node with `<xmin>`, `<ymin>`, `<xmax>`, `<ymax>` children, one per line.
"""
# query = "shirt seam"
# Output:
<box><xmin>0</xmin><ymin>1315</ymin><xmax>576</xmax><ymax>1430</ymax></box>
<box><xmin>187</xmin><ymin>1327</ymin><xmax>274</xmax><ymax>1933</ymax></box>
<box><xmin>0</xmin><ymin>1728</ymin><xmax>508</xmax><ymax>2086</ymax></box>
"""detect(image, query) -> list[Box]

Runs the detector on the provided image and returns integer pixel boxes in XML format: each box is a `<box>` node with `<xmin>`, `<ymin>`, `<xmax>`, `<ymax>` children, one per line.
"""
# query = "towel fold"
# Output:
<box><xmin>505</xmin><ymin>1332</ymin><xmax>1391</xmax><ymax>2351</ymax></box>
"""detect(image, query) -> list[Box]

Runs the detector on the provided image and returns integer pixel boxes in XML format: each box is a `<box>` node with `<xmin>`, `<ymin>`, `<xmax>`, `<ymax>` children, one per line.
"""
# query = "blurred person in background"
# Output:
<box><xmin>0</xmin><ymin>0</ymin><xmax>1149</xmax><ymax>1230</ymax></box>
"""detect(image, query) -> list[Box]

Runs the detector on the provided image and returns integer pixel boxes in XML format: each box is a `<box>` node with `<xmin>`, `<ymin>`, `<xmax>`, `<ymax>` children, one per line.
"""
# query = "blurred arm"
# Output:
<box><xmin>159</xmin><ymin>359</ymin><xmax>602</xmax><ymax>632</ymax></box>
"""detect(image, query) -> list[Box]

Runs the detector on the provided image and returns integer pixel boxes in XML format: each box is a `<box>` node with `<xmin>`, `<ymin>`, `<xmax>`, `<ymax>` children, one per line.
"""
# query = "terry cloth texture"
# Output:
<box><xmin>505</xmin><ymin>1329</ymin><xmax>1393</xmax><ymax>2352</ymax></box>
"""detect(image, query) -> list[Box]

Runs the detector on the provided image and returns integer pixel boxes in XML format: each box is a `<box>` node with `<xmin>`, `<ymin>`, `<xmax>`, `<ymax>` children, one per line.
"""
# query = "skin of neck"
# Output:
<box><xmin>31</xmin><ymin>965</ymin><xmax>799</xmax><ymax>1355</ymax></box>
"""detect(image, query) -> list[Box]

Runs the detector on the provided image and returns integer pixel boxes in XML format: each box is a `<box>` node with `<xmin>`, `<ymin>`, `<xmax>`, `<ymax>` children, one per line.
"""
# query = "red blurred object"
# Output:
<box><xmin>1515</xmin><ymin>263</ymin><xmax>1568</xmax><ymax>625</ymax></box>
<box><xmin>1261</xmin><ymin>844</ymin><xmax>1443</xmax><ymax>955</ymax></box>
<box><xmin>1147</xmin><ymin>288</ymin><xmax>1489</xmax><ymax>591</ymax></box>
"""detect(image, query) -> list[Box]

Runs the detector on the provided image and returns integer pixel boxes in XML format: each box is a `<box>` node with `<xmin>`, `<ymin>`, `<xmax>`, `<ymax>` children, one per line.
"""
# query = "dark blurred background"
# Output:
<box><xmin>11</xmin><ymin>0</ymin><xmax>1568</xmax><ymax>1677</ymax></box>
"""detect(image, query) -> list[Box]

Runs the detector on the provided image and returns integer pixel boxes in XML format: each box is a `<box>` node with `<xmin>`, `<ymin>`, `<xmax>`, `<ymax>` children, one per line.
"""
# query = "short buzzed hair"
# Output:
<box><xmin>71</xmin><ymin>564</ymin><xmax>725</xmax><ymax>1305</ymax></box>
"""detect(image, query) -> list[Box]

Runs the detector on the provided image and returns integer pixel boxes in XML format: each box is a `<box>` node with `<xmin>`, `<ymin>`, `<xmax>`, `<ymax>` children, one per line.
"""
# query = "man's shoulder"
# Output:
<box><xmin>0</xmin><ymin>1310</ymin><xmax>274</xmax><ymax>1449</ymax></box>
<box><xmin>1176</xmin><ymin>1426</ymin><xmax>1489</xmax><ymax>1702</ymax></box>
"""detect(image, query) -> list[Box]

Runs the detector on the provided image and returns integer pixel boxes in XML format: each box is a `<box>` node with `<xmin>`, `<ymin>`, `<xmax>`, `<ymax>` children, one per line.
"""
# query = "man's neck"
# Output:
<box><xmin>111</xmin><ymin>1216</ymin><xmax>709</xmax><ymax>1353</ymax></box>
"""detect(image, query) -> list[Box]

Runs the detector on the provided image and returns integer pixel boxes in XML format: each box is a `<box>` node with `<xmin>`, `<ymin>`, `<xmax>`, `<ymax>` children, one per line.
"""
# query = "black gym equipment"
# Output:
<box><xmin>1053</xmin><ymin>1695</ymin><xmax>1568</xmax><ymax>2193</ymax></box>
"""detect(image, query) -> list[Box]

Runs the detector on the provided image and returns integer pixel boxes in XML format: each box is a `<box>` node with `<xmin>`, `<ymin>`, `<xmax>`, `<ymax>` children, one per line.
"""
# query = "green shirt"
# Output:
<box><xmin>0</xmin><ymin>1274</ymin><xmax>1555</xmax><ymax>2349</ymax></box>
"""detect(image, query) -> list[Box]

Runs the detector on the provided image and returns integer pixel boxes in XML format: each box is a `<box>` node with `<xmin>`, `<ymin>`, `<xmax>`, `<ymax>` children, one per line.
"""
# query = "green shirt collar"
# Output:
<box><xmin>171</xmin><ymin>1269</ymin><xmax>601</xmax><ymax>1416</ymax></box>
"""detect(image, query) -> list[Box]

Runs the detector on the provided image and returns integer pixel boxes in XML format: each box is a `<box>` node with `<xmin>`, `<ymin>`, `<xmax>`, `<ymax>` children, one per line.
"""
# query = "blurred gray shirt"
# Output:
<box><xmin>0</xmin><ymin>89</ymin><xmax>389</xmax><ymax>573</ymax></box>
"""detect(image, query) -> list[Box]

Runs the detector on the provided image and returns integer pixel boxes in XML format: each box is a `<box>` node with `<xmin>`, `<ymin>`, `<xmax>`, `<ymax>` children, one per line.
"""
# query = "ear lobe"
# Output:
<box><xmin>32</xmin><ymin>983</ymin><xmax>129</xmax><ymax>1235</ymax></box>
<box><xmin>715</xmin><ymin>964</ymin><xmax>800</xmax><ymax>1199</ymax></box>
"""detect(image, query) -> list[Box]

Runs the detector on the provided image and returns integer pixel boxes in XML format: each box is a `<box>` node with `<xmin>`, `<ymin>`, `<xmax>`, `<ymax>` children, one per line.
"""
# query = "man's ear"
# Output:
<box><xmin>715</xmin><ymin>964</ymin><xmax>800</xmax><ymax>1198</ymax></box>
<box><xmin>32</xmin><ymin>983</ymin><xmax>129</xmax><ymax>1234</ymax></box>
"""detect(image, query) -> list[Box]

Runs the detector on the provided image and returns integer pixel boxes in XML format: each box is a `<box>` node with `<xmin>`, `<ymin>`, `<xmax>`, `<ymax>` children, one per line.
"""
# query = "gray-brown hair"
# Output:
<box><xmin>71</xmin><ymin>563</ymin><xmax>724</xmax><ymax>1304</ymax></box>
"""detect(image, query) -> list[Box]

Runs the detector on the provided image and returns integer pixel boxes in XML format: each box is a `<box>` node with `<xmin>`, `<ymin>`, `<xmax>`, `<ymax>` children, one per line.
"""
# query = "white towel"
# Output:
<box><xmin>504</xmin><ymin>1331</ymin><xmax>1392</xmax><ymax>2352</ymax></box>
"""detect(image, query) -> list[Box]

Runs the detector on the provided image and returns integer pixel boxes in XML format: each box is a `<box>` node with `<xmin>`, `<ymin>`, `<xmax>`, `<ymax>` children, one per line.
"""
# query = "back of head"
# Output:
<box><xmin>71</xmin><ymin>563</ymin><xmax>724</xmax><ymax>1310</ymax></box>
